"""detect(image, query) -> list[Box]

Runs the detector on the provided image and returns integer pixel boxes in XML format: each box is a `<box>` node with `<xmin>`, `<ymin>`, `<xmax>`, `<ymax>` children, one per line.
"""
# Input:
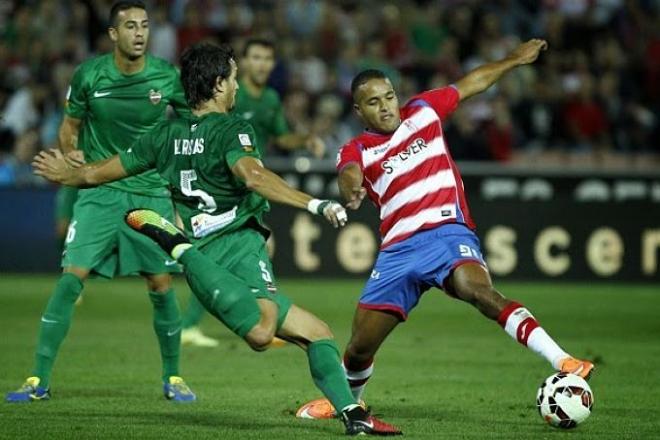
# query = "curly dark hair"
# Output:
<box><xmin>180</xmin><ymin>43</ymin><xmax>235</xmax><ymax>109</ymax></box>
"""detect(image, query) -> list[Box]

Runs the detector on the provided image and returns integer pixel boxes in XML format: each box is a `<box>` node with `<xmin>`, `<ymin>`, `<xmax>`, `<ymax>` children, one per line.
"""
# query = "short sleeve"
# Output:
<box><xmin>410</xmin><ymin>85</ymin><xmax>460</xmax><ymax>120</ymax></box>
<box><xmin>119</xmin><ymin>128</ymin><xmax>160</xmax><ymax>175</ymax></box>
<box><xmin>169</xmin><ymin>69</ymin><xmax>192</xmax><ymax>118</ymax></box>
<box><xmin>271</xmin><ymin>94</ymin><xmax>289</xmax><ymax>138</ymax></box>
<box><xmin>336</xmin><ymin>141</ymin><xmax>362</xmax><ymax>172</ymax></box>
<box><xmin>224</xmin><ymin>122</ymin><xmax>261</xmax><ymax>168</ymax></box>
<box><xmin>64</xmin><ymin>65</ymin><xmax>88</xmax><ymax>119</ymax></box>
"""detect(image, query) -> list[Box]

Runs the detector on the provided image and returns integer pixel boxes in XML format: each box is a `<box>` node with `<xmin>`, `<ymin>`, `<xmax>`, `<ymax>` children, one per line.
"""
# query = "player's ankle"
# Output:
<box><xmin>340</xmin><ymin>403</ymin><xmax>361</xmax><ymax>413</ymax></box>
<box><xmin>172</xmin><ymin>243</ymin><xmax>192</xmax><ymax>260</ymax></box>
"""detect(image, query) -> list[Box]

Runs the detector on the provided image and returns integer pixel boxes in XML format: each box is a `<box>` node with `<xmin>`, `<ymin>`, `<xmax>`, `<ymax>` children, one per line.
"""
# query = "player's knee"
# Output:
<box><xmin>144</xmin><ymin>274</ymin><xmax>172</xmax><ymax>293</ymax></box>
<box><xmin>245</xmin><ymin>325</ymin><xmax>275</xmax><ymax>352</ymax></box>
<box><xmin>454</xmin><ymin>278</ymin><xmax>490</xmax><ymax>304</ymax></box>
<box><xmin>63</xmin><ymin>266</ymin><xmax>89</xmax><ymax>282</ymax></box>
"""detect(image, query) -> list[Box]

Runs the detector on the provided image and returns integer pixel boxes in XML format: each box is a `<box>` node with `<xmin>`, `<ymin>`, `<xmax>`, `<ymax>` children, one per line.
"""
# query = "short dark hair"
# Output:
<box><xmin>180</xmin><ymin>42</ymin><xmax>235</xmax><ymax>109</ymax></box>
<box><xmin>351</xmin><ymin>69</ymin><xmax>389</xmax><ymax>99</ymax></box>
<box><xmin>109</xmin><ymin>1</ymin><xmax>146</xmax><ymax>27</ymax></box>
<box><xmin>242</xmin><ymin>38</ymin><xmax>275</xmax><ymax>57</ymax></box>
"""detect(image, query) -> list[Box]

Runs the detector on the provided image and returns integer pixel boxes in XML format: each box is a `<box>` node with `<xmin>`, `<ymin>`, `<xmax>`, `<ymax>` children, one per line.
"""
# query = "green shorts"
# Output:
<box><xmin>62</xmin><ymin>186</ymin><xmax>179</xmax><ymax>278</ymax></box>
<box><xmin>191</xmin><ymin>227</ymin><xmax>292</xmax><ymax>336</ymax></box>
<box><xmin>54</xmin><ymin>186</ymin><xmax>79</xmax><ymax>223</ymax></box>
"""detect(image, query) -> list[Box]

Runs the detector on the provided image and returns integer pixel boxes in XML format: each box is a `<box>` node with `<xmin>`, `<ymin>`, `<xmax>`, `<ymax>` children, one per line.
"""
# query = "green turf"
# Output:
<box><xmin>0</xmin><ymin>276</ymin><xmax>658</xmax><ymax>439</ymax></box>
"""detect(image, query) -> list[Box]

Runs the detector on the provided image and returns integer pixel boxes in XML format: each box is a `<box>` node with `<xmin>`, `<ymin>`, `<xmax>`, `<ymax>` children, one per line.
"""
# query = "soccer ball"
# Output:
<box><xmin>536</xmin><ymin>373</ymin><xmax>593</xmax><ymax>429</ymax></box>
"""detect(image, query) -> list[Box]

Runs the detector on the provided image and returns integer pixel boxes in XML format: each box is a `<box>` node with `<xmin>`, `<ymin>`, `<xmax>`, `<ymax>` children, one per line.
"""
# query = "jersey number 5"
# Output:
<box><xmin>180</xmin><ymin>170</ymin><xmax>217</xmax><ymax>213</ymax></box>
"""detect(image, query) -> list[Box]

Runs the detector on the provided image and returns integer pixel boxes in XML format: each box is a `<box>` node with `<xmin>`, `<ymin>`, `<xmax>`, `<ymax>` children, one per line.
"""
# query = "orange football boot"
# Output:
<box><xmin>296</xmin><ymin>398</ymin><xmax>367</xmax><ymax>419</ymax></box>
<box><xmin>559</xmin><ymin>357</ymin><xmax>595</xmax><ymax>380</ymax></box>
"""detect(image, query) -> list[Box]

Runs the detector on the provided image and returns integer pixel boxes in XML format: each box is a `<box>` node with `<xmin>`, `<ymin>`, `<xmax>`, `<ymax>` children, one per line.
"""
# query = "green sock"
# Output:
<box><xmin>179</xmin><ymin>248</ymin><xmax>261</xmax><ymax>338</ymax></box>
<box><xmin>149</xmin><ymin>289</ymin><xmax>181</xmax><ymax>382</ymax></box>
<box><xmin>182</xmin><ymin>293</ymin><xmax>206</xmax><ymax>329</ymax></box>
<box><xmin>308</xmin><ymin>339</ymin><xmax>356</xmax><ymax>413</ymax></box>
<box><xmin>33</xmin><ymin>272</ymin><xmax>84</xmax><ymax>388</ymax></box>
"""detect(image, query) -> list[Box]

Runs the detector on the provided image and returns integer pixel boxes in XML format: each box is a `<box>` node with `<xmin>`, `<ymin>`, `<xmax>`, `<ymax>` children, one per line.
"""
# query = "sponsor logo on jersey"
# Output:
<box><xmin>238</xmin><ymin>133</ymin><xmax>252</xmax><ymax>146</ymax></box>
<box><xmin>241</xmin><ymin>111</ymin><xmax>255</xmax><ymax>120</ymax></box>
<box><xmin>239</xmin><ymin>133</ymin><xmax>254</xmax><ymax>152</ymax></box>
<box><xmin>381</xmin><ymin>138</ymin><xmax>429</xmax><ymax>174</ymax></box>
<box><xmin>149</xmin><ymin>89</ymin><xmax>162</xmax><ymax>104</ymax></box>
<box><xmin>93</xmin><ymin>90</ymin><xmax>111</xmax><ymax>98</ymax></box>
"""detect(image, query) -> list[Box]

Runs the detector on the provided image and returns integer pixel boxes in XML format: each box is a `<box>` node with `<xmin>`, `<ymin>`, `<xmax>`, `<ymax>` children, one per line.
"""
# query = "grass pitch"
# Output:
<box><xmin>0</xmin><ymin>276</ymin><xmax>658</xmax><ymax>439</ymax></box>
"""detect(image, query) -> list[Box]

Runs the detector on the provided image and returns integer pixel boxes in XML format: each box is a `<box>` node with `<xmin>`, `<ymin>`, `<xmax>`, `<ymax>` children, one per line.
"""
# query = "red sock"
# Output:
<box><xmin>497</xmin><ymin>301</ymin><xmax>568</xmax><ymax>369</ymax></box>
<box><xmin>343</xmin><ymin>355</ymin><xmax>373</xmax><ymax>401</ymax></box>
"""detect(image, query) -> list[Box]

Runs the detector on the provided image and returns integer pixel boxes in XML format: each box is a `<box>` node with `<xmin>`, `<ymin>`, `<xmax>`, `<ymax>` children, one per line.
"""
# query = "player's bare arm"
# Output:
<box><xmin>338</xmin><ymin>163</ymin><xmax>367</xmax><ymax>210</ymax></box>
<box><xmin>33</xmin><ymin>149</ymin><xmax>128</xmax><ymax>187</ymax></box>
<box><xmin>455</xmin><ymin>39</ymin><xmax>547</xmax><ymax>101</ymax></box>
<box><xmin>231</xmin><ymin>156</ymin><xmax>347</xmax><ymax>227</ymax></box>
<box><xmin>57</xmin><ymin>115</ymin><xmax>85</xmax><ymax>166</ymax></box>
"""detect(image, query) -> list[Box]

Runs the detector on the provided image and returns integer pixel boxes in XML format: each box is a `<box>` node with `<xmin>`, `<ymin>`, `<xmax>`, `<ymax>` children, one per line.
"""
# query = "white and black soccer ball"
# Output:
<box><xmin>536</xmin><ymin>372</ymin><xmax>594</xmax><ymax>429</ymax></box>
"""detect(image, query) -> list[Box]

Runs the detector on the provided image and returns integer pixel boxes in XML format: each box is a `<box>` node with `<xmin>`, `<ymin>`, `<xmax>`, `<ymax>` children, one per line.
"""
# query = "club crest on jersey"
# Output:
<box><xmin>403</xmin><ymin>119</ymin><xmax>418</xmax><ymax>131</ymax></box>
<box><xmin>149</xmin><ymin>89</ymin><xmax>162</xmax><ymax>105</ymax></box>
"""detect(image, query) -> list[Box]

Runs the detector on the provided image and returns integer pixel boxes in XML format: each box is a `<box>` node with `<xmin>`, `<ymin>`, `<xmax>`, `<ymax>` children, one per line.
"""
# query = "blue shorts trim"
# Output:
<box><xmin>359</xmin><ymin>223</ymin><xmax>487</xmax><ymax>320</ymax></box>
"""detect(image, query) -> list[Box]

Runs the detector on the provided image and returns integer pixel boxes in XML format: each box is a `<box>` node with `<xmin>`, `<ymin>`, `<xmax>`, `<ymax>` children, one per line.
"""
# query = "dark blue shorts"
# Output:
<box><xmin>359</xmin><ymin>223</ymin><xmax>487</xmax><ymax>320</ymax></box>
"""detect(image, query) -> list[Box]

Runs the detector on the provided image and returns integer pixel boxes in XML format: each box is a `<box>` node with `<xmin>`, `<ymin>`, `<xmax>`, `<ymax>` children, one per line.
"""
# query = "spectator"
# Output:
<box><xmin>311</xmin><ymin>94</ymin><xmax>353</xmax><ymax>158</ymax></box>
<box><xmin>0</xmin><ymin>0</ymin><xmax>657</xmax><ymax>176</ymax></box>
<box><xmin>562</xmin><ymin>74</ymin><xmax>611</xmax><ymax>153</ymax></box>
<box><xmin>0</xmin><ymin>129</ymin><xmax>45</xmax><ymax>187</ymax></box>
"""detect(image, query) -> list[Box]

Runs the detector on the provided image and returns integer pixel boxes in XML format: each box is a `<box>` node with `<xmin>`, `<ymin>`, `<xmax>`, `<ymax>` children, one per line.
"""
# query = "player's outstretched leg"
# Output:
<box><xmin>5</xmin><ymin>270</ymin><xmax>85</xmax><ymax>402</ymax></box>
<box><xmin>280</xmin><ymin>305</ymin><xmax>402</xmax><ymax>436</ymax></box>
<box><xmin>446</xmin><ymin>263</ymin><xmax>594</xmax><ymax>379</ymax></box>
<box><xmin>125</xmin><ymin>209</ymin><xmax>191</xmax><ymax>258</ymax></box>
<box><xmin>125</xmin><ymin>208</ymin><xmax>264</xmax><ymax>340</ymax></box>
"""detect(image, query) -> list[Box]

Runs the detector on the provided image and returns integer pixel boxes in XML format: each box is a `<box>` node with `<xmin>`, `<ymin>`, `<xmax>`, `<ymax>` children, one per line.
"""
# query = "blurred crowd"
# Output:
<box><xmin>1</xmin><ymin>0</ymin><xmax>659</xmax><ymax>186</ymax></box>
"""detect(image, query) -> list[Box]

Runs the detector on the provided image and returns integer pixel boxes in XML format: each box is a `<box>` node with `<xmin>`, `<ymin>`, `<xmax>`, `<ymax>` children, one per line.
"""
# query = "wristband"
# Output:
<box><xmin>307</xmin><ymin>199</ymin><xmax>324</xmax><ymax>215</ymax></box>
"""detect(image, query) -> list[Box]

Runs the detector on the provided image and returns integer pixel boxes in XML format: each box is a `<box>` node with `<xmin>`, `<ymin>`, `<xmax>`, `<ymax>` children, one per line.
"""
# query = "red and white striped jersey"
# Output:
<box><xmin>337</xmin><ymin>85</ymin><xmax>475</xmax><ymax>249</ymax></box>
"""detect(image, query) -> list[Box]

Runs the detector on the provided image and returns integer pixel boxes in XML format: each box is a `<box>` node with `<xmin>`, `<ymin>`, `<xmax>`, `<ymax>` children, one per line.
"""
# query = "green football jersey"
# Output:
<box><xmin>233</xmin><ymin>80</ymin><xmax>289</xmax><ymax>156</ymax></box>
<box><xmin>65</xmin><ymin>53</ymin><xmax>191</xmax><ymax>197</ymax></box>
<box><xmin>119</xmin><ymin>112</ymin><xmax>269</xmax><ymax>244</ymax></box>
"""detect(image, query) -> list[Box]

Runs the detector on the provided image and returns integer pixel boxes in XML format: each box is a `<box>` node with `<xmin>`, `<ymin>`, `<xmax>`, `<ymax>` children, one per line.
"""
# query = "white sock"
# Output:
<box><xmin>498</xmin><ymin>302</ymin><xmax>569</xmax><ymax>369</ymax></box>
<box><xmin>343</xmin><ymin>358</ymin><xmax>374</xmax><ymax>401</ymax></box>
